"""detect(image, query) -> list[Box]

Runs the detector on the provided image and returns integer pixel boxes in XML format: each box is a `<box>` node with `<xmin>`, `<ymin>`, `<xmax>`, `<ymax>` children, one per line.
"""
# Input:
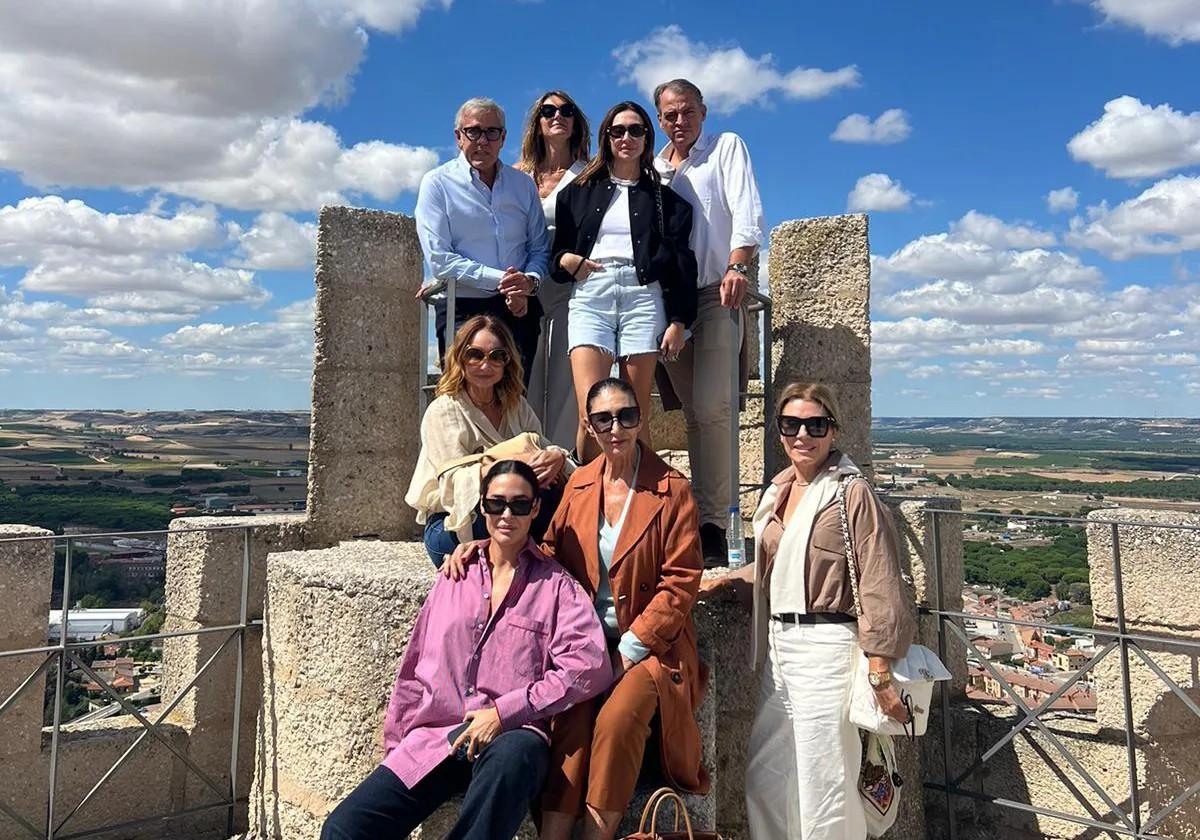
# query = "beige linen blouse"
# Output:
<box><xmin>404</xmin><ymin>392</ymin><xmax>572</xmax><ymax>541</ymax></box>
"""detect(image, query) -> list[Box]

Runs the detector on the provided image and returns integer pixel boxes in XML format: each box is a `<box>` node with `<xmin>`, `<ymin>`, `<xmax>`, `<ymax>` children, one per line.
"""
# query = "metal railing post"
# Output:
<box><xmin>760</xmin><ymin>296</ymin><xmax>774</xmax><ymax>481</ymax></box>
<box><xmin>418</xmin><ymin>299</ymin><xmax>430</xmax><ymax>415</ymax></box>
<box><xmin>226</xmin><ymin>528</ymin><xmax>252</xmax><ymax>835</ymax></box>
<box><xmin>930</xmin><ymin>511</ymin><xmax>958</xmax><ymax>840</ymax></box>
<box><xmin>446</xmin><ymin>276</ymin><xmax>456</xmax><ymax>349</ymax></box>
<box><xmin>1111</xmin><ymin>522</ymin><xmax>1143</xmax><ymax>835</ymax></box>
<box><xmin>729</xmin><ymin>306</ymin><xmax>741</xmax><ymax>549</ymax></box>
<box><xmin>46</xmin><ymin>537</ymin><xmax>73</xmax><ymax>840</ymax></box>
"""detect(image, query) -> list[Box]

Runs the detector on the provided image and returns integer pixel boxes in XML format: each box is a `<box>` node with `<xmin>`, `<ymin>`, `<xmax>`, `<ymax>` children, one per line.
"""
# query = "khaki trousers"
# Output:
<box><xmin>662</xmin><ymin>285</ymin><xmax>743</xmax><ymax>527</ymax></box>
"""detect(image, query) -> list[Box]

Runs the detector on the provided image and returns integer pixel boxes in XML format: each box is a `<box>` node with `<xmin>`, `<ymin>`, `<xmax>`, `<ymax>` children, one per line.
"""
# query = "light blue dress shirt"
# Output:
<box><xmin>414</xmin><ymin>154</ymin><xmax>551</xmax><ymax>299</ymax></box>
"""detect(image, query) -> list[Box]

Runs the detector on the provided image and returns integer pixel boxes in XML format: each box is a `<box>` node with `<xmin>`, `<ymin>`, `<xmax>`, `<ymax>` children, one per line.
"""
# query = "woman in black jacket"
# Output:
<box><xmin>551</xmin><ymin>100</ymin><xmax>698</xmax><ymax>461</ymax></box>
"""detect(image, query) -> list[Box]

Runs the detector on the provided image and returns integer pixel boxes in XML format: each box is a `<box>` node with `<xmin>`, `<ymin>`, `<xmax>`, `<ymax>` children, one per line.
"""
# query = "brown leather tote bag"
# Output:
<box><xmin>620</xmin><ymin>787</ymin><xmax>725</xmax><ymax>840</ymax></box>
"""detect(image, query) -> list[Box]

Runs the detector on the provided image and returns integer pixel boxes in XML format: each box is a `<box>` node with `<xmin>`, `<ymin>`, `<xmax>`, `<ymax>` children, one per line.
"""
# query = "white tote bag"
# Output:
<box><xmin>836</xmin><ymin>477</ymin><xmax>952</xmax><ymax>737</ymax></box>
<box><xmin>859</xmin><ymin>733</ymin><xmax>902</xmax><ymax>838</ymax></box>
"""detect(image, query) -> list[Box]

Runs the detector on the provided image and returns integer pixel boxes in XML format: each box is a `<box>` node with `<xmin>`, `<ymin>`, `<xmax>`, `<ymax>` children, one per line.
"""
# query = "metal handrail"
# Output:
<box><xmin>923</xmin><ymin>507</ymin><xmax>1200</xmax><ymax>840</ymax></box>
<box><xmin>0</xmin><ymin>524</ymin><xmax>264</xmax><ymax>839</ymax></box>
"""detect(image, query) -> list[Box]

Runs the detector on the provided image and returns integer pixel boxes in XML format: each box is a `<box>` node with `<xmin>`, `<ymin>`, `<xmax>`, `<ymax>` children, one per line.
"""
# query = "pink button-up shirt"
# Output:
<box><xmin>381</xmin><ymin>540</ymin><xmax>611</xmax><ymax>787</ymax></box>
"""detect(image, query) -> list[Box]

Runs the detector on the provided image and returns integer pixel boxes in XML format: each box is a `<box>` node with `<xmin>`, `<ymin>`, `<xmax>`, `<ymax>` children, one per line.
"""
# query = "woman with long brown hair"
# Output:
<box><xmin>517</xmin><ymin>90</ymin><xmax>592</xmax><ymax>451</ymax></box>
<box><xmin>550</xmin><ymin>101</ymin><xmax>698</xmax><ymax>460</ymax></box>
<box><xmin>405</xmin><ymin>314</ymin><xmax>573</xmax><ymax>566</ymax></box>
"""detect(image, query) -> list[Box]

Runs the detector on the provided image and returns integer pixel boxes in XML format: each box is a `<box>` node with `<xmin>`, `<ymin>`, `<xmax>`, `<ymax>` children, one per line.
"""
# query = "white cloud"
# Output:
<box><xmin>159</xmin><ymin>120</ymin><xmax>438</xmax><ymax>212</ymax></box>
<box><xmin>831</xmin><ymin>109</ymin><xmax>911</xmax><ymax>144</ymax></box>
<box><xmin>1067</xmin><ymin>176</ymin><xmax>1200</xmax><ymax>259</ymax></box>
<box><xmin>946</xmin><ymin>339</ymin><xmax>1047</xmax><ymax>356</ymax></box>
<box><xmin>1067</xmin><ymin>96</ymin><xmax>1200</xmax><ymax>179</ymax></box>
<box><xmin>847</xmin><ymin>173</ymin><xmax>914</xmax><ymax>212</ymax></box>
<box><xmin>1046</xmin><ymin>187</ymin><xmax>1079</xmax><ymax>213</ymax></box>
<box><xmin>949</xmin><ymin>210</ymin><xmax>1056</xmax><ymax>250</ymax></box>
<box><xmin>876</xmin><ymin>214</ymin><xmax>1097</xmax><ymax>295</ymax></box>
<box><xmin>230</xmin><ymin>212</ymin><xmax>317</xmax><ymax>271</ymax></box>
<box><xmin>880</xmin><ymin>280</ymin><xmax>1100</xmax><ymax>324</ymax></box>
<box><xmin>1090</xmin><ymin>0</ymin><xmax>1200</xmax><ymax>45</ymax></box>
<box><xmin>907</xmin><ymin>365</ymin><xmax>942</xmax><ymax>380</ymax></box>
<box><xmin>0</xmin><ymin>3</ymin><xmax>441</xmax><ymax>211</ymax></box>
<box><xmin>0</xmin><ymin>195</ymin><xmax>269</xmax><ymax>314</ymax></box>
<box><xmin>615</xmin><ymin>26</ymin><xmax>860</xmax><ymax>115</ymax></box>
<box><xmin>0</xmin><ymin>196</ymin><xmax>223</xmax><ymax>263</ymax></box>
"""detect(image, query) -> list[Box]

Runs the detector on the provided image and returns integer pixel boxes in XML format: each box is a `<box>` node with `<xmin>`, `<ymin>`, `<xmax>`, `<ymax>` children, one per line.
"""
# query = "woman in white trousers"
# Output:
<box><xmin>702</xmin><ymin>381</ymin><xmax>916</xmax><ymax>839</ymax></box>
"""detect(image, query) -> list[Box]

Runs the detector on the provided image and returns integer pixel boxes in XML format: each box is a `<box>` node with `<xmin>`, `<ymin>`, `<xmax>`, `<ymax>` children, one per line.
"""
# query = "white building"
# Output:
<box><xmin>48</xmin><ymin>607</ymin><xmax>145</xmax><ymax>641</ymax></box>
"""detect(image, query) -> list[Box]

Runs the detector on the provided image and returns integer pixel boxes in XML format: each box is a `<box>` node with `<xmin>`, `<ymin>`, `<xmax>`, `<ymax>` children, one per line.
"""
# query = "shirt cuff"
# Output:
<box><xmin>492</xmin><ymin>688</ymin><xmax>534</xmax><ymax>730</ymax></box>
<box><xmin>618</xmin><ymin>630</ymin><xmax>651</xmax><ymax>663</ymax></box>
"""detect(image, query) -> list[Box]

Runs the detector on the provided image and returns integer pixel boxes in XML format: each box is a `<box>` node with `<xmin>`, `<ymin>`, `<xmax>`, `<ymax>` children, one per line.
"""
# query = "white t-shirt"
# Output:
<box><xmin>589</xmin><ymin>178</ymin><xmax>636</xmax><ymax>261</ymax></box>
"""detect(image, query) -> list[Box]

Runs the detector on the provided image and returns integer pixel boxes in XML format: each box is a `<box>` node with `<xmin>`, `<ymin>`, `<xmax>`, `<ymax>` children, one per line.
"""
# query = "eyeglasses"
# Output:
<box><xmin>588</xmin><ymin>406</ymin><xmax>641</xmax><ymax>433</ymax></box>
<box><xmin>607</xmin><ymin>124</ymin><xmax>647</xmax><ymax>139</ymax></box>
<box><xmin>539</xmin><ymin>103</ymin><xmax>578</xmax><ymax>119</ymax></box>
<box><xmin>481</xmin><ymin>495</ymin><xmax>535</xmax><ymax>516</ymax></box>
<box><xmin>660</xmin><ymin>108</ymin><xmax>698</xmax><ymax>125</ymax></box>
<box><xmin>463</xmin><ymin>347</ymin><xmax>510</xmax><ymax>365</ymax></box>
<box><xmin>460</xmin><ymin>126</ymin><xmax>503</xmax><ymax>142</ymax></box>
<box><xmin>777</xmin><ymin>415</ymin><xmax>836</xmax><ymax>438</ymax></box>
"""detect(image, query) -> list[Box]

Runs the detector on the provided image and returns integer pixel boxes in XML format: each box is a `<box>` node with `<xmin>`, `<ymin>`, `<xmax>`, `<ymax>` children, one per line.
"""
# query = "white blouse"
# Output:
<box><xmin>541</xmin><ymin>160</ymin><xmax>586</xmax><ymax>235</ymax></box>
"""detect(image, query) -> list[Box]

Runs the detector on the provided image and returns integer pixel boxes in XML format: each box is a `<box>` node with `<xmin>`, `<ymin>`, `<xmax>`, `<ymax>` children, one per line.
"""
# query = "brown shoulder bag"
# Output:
<box><xmin>620</xmin><ymin>787</ymin><xmax>725</xmax><ymax>840</ymax></box>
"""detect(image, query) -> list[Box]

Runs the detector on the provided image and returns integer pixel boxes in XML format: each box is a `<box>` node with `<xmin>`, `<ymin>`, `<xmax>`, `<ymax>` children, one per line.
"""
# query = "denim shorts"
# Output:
<box><xmin>567</xmin><ymin>259</ymin><xmax>666</xmax><ymax>358</ymax></box>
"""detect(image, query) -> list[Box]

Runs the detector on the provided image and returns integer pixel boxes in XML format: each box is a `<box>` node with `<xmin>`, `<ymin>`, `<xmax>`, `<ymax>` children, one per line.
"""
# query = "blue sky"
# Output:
<box><xmin>1</xmin><ymin>0</ymin><xmax>1199</xmax><ymax>415</ymax></box>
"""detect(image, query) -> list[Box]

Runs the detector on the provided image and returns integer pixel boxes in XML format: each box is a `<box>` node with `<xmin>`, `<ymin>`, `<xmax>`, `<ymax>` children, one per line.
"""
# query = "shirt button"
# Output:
<box><xmin>473</xmin><ymin>653</ymin><xmax>480</xmax><ymax>660</ymax></box>
<box><xmin>465</xmin><ymin>687</ymin><xmax>474</xmax><ymax>696</ymax></box>
<box><xmin>639</xmin><ymin>583</ymin><xmax>650</xmax><ymax>592</ymax></box>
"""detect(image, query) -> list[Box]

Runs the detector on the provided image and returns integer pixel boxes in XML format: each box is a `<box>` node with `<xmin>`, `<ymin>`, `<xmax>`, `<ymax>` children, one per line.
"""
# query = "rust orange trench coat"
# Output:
<box><xmin>541</xmin><ymin>443</ymin><xmax>710</xmax><ymax>797</ymax></box>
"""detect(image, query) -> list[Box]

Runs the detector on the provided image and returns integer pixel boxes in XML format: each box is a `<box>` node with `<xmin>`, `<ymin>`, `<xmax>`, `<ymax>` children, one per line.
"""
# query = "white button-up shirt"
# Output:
<box><xmin>415</xmin><ymin>154</ymin><xmax>550</xmax><ymax>299</ymax></box>
<box><xmin>655</xmin><ymin>132</ymin><xmax>765</xmax><ymax>289</ymax></box>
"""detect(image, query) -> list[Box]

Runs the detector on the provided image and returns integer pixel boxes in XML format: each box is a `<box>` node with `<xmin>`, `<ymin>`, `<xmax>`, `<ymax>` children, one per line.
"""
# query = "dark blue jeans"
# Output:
<box><xmin>423</xmin><ymin>483</ymin><xmax>565</xmax><ymax>567</ymax></box>
<box><xmin>321</xmin><ymin>729</ymin><xmax>549</xmax><ymax>840</ymax></box>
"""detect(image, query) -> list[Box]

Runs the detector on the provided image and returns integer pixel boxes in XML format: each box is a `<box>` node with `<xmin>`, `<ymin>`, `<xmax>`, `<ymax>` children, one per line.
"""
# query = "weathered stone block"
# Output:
<box><xmin>249</xmin><ymin>540</ymin><xmax>433</xmax><ymax>839</ymax></box>
<box><xmin>307</xmin><ymin>452</ymin><xmax>415</xmax><ymax>541</ymax></box>
<box><xmin>306</xmin><ymin>206</ymin><xmax>424</xmax><ymax>545</ymax></box>
<box><xmin>314</xmin><ymin>286</ymin><xmax>416</xmax><ymax>369</ymax></box>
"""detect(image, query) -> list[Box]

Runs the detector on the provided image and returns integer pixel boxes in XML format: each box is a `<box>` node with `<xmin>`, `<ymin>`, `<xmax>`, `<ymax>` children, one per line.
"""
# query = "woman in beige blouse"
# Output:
<box><xmin>700</xmin><ymin>381</ymin><xmax>915</xmax><ymax>840</ymax></box>
<box><xmin>517</xmin><ymin>90</ymin><xmax>591</xmax><ymax>450</ymax></box>
<box><xmin>405</xmin><ymin>314</ymin><xmax>572</xmax><ymax>566</ymax></box>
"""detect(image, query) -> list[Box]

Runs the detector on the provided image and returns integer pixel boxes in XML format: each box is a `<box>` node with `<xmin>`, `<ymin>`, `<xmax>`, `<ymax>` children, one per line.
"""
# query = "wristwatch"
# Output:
<box><xmin>726</xmin><ymin>262</ymin><xmax>749</xmax><ymax>276</ymax></box>
<box><xmin>867</xmin><ymin>670</ymin><xmax>892</xmax><ymax>689</ymax></box>
<box><xmin>527</xmin><ymin>274</ymin><xmax>541</xmax><ymax>295</ymax></box>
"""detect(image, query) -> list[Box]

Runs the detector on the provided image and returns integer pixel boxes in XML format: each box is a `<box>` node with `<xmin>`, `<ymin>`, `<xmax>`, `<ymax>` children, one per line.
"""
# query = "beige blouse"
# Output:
<box><xmin>404</xmin><ymin>392</ymin><xmax>572</xmax><ymax>541</ymax></box>
<box><xmin>750</xmin><ymin>458</ymin><xmax>916</xmax><ymax>662</ymax></box>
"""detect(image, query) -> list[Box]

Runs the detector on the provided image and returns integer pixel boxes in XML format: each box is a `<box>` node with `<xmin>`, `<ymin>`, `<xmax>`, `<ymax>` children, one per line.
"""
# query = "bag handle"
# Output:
<box><xmin>636</xmin><ymin>787</ymin><xmax>674</xmax><ymax>834</ymax></box>
<box><xmin>836</xmin><ymin>475</ymin><xmax>866</xmax><ymax>618</ymax></box>
<box><xmin>650</xmin><ymin>788</ymin><xmax>694</xmax><ymax>837</ymax></box>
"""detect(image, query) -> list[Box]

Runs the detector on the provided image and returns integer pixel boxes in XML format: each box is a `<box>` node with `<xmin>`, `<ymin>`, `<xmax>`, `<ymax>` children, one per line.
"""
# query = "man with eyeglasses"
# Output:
<box><xmin>652</xmin><ymin>78</ymin><xmax>766</xmax><ymax>565</ymax></box>
<box><xmin>416</xmin><ymin>97</ymin><xmax>551</xmax><ymax>385</ymax></box>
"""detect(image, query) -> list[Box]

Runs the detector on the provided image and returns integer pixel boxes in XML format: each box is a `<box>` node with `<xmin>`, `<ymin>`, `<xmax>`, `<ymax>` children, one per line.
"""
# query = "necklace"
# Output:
<box><xmin>468</xmin><ymin>390</ymin><xmax>498</xmax><ymax>409</ymax></box>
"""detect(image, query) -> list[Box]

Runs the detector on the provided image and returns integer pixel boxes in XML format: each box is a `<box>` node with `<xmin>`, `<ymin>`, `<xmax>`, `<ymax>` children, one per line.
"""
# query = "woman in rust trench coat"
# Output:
<box><xmin>444</xmin><ymin>375</ymin><xmax>708</xmax><ymax>839</ymax></box>
<box><xmin>538</xmin><ymin>376</ymin><xmax>707</xmax><ymax>840</ymax></box>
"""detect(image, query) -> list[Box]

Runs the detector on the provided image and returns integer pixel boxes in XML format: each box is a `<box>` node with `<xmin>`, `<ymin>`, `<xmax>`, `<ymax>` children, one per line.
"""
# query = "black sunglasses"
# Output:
<box><xmin>539</xmin><ymin>103</ymin><xmax>578</xmax><ymax>119</ymax></box>
<box><xmin>460</xmin><ymin>125</ymin><xmax>503</xmax><ymax>142</ymax></box>
<box><xmin>588</xmin><ymin>406</ymin><xmax>641</xmax><ymax>433</ymax></box>
<box><xmin>777</xmin><ymin>415</ymin><xmax>836</xmax><ymax>438</ymax></box>
<box><xmin>607</xmin><ymin>124</ymin><xmax>647</xmax><ymax>139</ymax></box>
<box><xmin>463</xmin><ymin>347</ymin><xmax>510</xmax><ymax>365</ymax></box>
<box><xmin>481</xmin><ymin>495</ymin><xmax>535</xmax><ymax>516</ymax></box>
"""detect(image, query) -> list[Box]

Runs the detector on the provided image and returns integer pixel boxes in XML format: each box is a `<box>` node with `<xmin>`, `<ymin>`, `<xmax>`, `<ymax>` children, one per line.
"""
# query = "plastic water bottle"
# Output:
<box><xmin>727</xmin><ymin>506</ymin><xmax>747</xmax><ymax>569</ymax></box>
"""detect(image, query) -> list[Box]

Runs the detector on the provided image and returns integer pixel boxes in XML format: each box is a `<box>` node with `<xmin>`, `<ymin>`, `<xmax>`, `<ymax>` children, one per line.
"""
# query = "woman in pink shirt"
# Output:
<box><xmin>322</xmin><ymin>460</ymin><xmax>611</xmax><ymax>840</ymax></box>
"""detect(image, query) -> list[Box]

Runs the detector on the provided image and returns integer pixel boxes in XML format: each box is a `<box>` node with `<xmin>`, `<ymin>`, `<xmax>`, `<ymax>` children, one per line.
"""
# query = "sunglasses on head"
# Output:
<box><xmin>777</xmin><ymin>415</ymin><xmax>836</xmax><ymax>438</ymax></box>
<box><xmin>539</xmin><ymin>103</ymin><xmax>578</xmax><ymax>119</ymax></box>
<box><xmin>588</xmin><ymin>406</ymin><xmax>641</xmax><ymax>433</ymax></box>
<box><xmin>460</xmin><ymin>125</ymin><xmax>503</xmax><ymax>142</ymax></box>
<box><xmin>481</xmin><ymin>495</ymin><xmax>535</xmax><ymax>516</ymax></box>
<box><xmin>463</xmin><ymin>347</ymin><xmax>509</xmax><ymax>365</ymax></box>
<box><xmin>607</xmin><ymin>124</ymin><xmax>647</xmax><ymax>139</ymax></box>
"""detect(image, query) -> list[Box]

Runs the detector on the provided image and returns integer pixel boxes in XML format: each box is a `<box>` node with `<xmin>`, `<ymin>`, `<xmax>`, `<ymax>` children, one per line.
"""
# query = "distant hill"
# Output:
<box><xmin>873</xmin><ymin>417</ymin><xmax>1200</xmax><ymax>455</ymax></box>
<box><xmin>0</xmin><ymin>409</ymin><xmax>310</xmax><ymax>439</ymax></box>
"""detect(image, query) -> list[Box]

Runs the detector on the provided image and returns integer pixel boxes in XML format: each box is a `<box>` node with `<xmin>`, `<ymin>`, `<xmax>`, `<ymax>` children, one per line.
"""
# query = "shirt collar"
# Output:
<box><xmin>656</xmin><ymin>131</ymin><xmax>715</xmax><ymax>164</ymax></box>
<box><xmin>454</xmin><ymin>152</ymin><xmax>506</xmax><ymax>186</ymax></box>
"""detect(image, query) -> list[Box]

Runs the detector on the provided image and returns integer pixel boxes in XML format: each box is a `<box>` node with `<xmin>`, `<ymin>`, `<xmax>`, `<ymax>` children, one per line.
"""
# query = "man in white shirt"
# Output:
<box><xmin>653</xmin><ymin>79</ymin><xmax>766</xmax><ymax>564</ymax></box>
<box><xmin>415</xmin><ymin>97</ymin><xmax>550</xmax><ymax>383</ymax></box>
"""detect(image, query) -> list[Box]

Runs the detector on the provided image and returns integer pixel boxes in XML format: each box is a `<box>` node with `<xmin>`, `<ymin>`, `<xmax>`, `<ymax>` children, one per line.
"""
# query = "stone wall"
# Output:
<box><xmin>306</xmin><ymin>206</ymin><xmax>425</xmax><ymax>544</ymax></box>
<box><xmin>767</xmin><ymin>214</ymin><xmax>872</xmax><ymax>472</ymax></box>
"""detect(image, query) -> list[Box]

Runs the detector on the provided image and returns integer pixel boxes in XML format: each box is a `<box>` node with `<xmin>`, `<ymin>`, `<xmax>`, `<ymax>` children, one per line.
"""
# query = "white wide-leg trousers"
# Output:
<box><xmin>745</xmin><ymin>620</ymin><xmax>867</xmax><ymax>840</ymax></box>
